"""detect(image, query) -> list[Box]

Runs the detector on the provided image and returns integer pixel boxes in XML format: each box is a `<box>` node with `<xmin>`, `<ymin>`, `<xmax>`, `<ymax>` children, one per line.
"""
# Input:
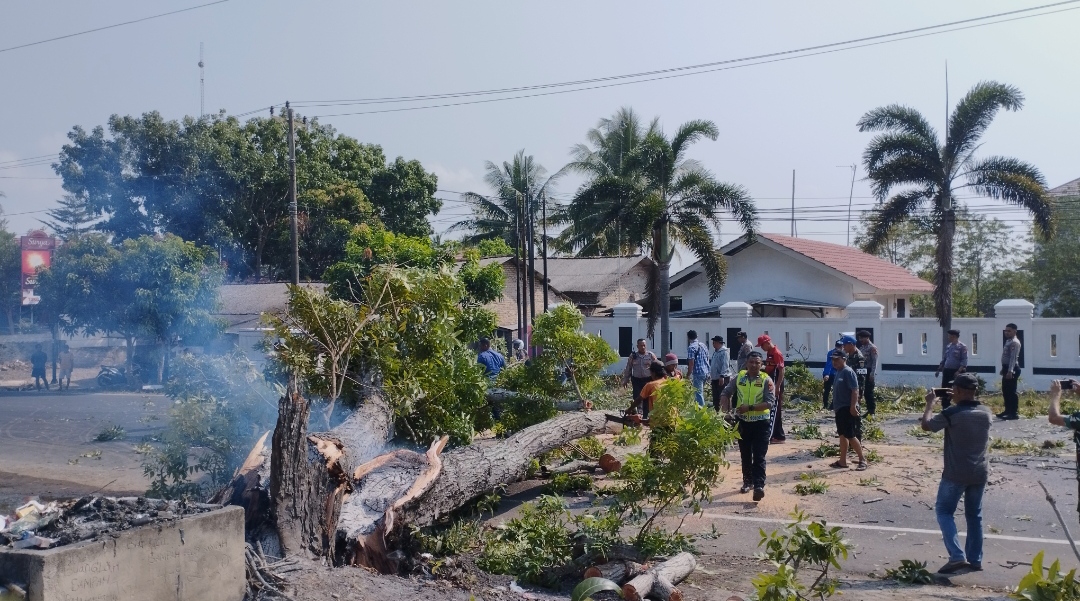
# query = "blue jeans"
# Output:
<box><xmin>935</xmin><ymin>478</ymin><xmax>985</xmax><ymax>565</ymax></box>
<box><xmin>691</xmin><ymin>378</ymin><xmax>706</xmax><ymax>407</ymax></box>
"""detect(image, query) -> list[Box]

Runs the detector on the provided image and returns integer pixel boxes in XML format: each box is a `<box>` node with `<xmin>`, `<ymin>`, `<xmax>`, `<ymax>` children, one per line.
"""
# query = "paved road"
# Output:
<box><xmin>0</xmin><ymin>389</ymin><xmax>170</xmax><ymax>512</ymax></box>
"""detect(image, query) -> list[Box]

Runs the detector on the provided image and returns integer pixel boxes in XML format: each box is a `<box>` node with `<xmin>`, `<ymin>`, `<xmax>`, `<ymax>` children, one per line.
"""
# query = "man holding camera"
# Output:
<box><xmin>1047</xmin><ymin>378</ymin><xmax>1080</xmax><ymax>520</ymax></box>
<box><xmin>920</xmin><ymin>373</ymin><xmax>992</xmax><ymax>574</ymax></box>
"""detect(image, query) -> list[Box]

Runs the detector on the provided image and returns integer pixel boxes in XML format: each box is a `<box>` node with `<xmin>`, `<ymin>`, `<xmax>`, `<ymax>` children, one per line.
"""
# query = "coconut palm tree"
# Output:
<box><xmin>565</xmin><ymin>116</ymin><xmax>758</xmax><ymax>353</ymax></box>
<box><xmin>555</xmin><ymin>107</ymin><xmax>659</xmax><ymax>256</ymax></box>
<box><xmin>452</xmin><ymin>150</ymin><xmax>560</xmax><ymax>249</ymax></box>
<box><xmin>858</xmin><ymin>81</ymin><xmax>1054</xmax><ymax>344</ymax></box>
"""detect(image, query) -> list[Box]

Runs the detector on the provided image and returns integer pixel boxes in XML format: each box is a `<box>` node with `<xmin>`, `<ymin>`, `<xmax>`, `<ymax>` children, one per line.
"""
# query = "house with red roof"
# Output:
<box><xmin>668</xmin><ymin>233</ymin><xmax>933</xmax><ymax>319</ymax></box>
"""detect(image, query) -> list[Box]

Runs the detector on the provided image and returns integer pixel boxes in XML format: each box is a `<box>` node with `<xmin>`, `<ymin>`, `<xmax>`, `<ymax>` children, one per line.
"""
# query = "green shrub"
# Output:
<box><xmin>812</xmin><ymin>442</ymin><xmax>840</xmax><ymax>458</ymax></box>
<box><xmin>1011</xmin><ymin>551</ymin><xmax>1080</xmax><ymax>600</ymax></box>
<box><xmin>478</xmin><ymin>496</ymin><xmax>575</xmax><ymax>585</ymax></box>
<box><xmin>784</xmin><ymin>362</ymin><xmax>822</xmax><ymax>402</ymax></box>
<box><xmin>885</xmin><ymin>559</ymin><xmax>933</xmax><ymax>585</ymax></box>
<box><xmin>755</xmin><ymin>508</ymin><xmax>850</xmax><ymax>601</ymax></box>
<box><xmin>94</xmin><ymin>424</ymin><xmax>126</xmax><ymax>442</ymax></box>
<box><xmin>549</xmin><ymin>473</ymin><xmax>593</xmax><ymax>494</ymax></box>
<box><xmin>862</xmin><ymin>421</ymin><xmax>886</xmax><ymax>442</ymax></box>
<box><xmin>791</xmin><ymin>422</ymin><xmax>823</xmax><ymax>440</ymax></box>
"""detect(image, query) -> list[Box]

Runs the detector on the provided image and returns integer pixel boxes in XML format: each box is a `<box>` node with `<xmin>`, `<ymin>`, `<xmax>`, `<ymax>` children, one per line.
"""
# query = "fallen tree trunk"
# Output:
<box><xmin>583</xmin><ymin>559</ymin><xmax>647</xmax><ymax>582</ymax></box>
<box><xmin>267</xmin><ymin>384</ymin><xmax>612</xmax><ymax>571</ymax></box>
<box><xmin>622</xmin><ymin>552</ymin><xmax>696</xmax><ymax>601</ymax></box>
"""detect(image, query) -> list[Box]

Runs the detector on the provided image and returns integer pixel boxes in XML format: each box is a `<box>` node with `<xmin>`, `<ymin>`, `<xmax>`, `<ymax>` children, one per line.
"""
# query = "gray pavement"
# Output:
<box><xmin>0</xmin><ymin>388</ymin><xmax>170</xmax><ymax>512</ymax></box>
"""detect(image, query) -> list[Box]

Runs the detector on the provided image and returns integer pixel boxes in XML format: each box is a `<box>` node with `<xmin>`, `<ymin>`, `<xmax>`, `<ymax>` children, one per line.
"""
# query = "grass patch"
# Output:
<box><xmin>906</xmin><ymin>425</ymin><xmax>942</xmax><ymax>440</ymax></box>
<box><xmin>94</xmin><ymin>424</ymin><xmax>126</xmax><ymax>442</ymax></box>
<box><xmin>791</xmin><ymin>422</ymin><xmax>823</xmax><ymax>440</ymax></box>
<box><xmin>812</xmin><ymin>442</ymin><xmax>840</xmax><ymax>458</ymax></box>
<box><xmin>793</xmin><ymin>475</ymin><xmax>829</xmax><ymax>496</ymax></box>
<box><xmin>862</xmin><ymin>421</ymin><xmax>886</xmax><ymax>442</ymax></box>
<box><xmin>857</xmin><ymin>476</ymin><xmax>882</xmax><ymax>487</ymax></box>
<box><xmin>989</xmin><ymin>437</ymin><xmax>1060</xmax><ymax>456</ymax></box>
<box><xmin>549</xmin><ymin>473</ymin><xmax>593</xmax><ymax>494</ymax></box>
<box><xmin>864</xmin><ymin>448</ymin><xmax>884</xmax><ymax>463</ymax></box>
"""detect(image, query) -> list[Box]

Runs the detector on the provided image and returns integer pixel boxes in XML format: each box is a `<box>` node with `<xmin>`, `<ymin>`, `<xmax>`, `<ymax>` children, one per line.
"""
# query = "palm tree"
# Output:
<box><xmin>565</xmin><ymin>114</ymin><xmax>758</xmax><ymax>354</ymax></box>
<box><xmin>452</xmin><ymin>150</ymin><xmax>560</xmax><ymax>248</ymax></box>
<box><xmin>858</xmin><ymin>81</ymin><xmax>1053</xmax><ymax>345</ymax></box>
<box><xmin>555</xmin><ymin>107</ymin><xmax>659</xmax><ymax>256</ymax></box>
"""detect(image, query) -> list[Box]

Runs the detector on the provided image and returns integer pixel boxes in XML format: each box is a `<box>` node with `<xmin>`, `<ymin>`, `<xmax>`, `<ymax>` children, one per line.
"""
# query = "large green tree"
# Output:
<box><xmin>37</xmin><ymin>233</ymin><xmax>223</xmax><ymax>381</ymax></box>
<box><xmin>0</xmin><ymin>211</ymin><xmax>22</xmax><ymax>333</ymax></box>
<box><xmin>53</xmin><ymin>112</ymin><xmax>440</xmax><ymax>280</ymax></box>
<box><xmin>857</xmin><ymin>81</ymin><xmax>1053</xmax><ymax>341</ymax></box>
<box><xmin>563</xmin><ymin>112</ymin><xmax>757</xmax><ymax>353</ymax></box>
<box><xmin>1032</xmin><ymin>197</ymin><xmax>1080</xmax><ymax>316</ymax></box>
<box><xmin>40</xmin><ymin>194</ymin><xmax>98</xmax><ymax>241</ymax></box>
<box><xmin>453</xmin><ymin>150</ymin><xmax>560</xmax><ymax>248</ymax></box>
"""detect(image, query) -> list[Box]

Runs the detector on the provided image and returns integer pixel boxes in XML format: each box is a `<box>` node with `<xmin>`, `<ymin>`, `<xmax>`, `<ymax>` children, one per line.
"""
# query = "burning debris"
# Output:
<box><xmin>0</xmin><ymin>496</ymin><xmax>219</xmax><ymax>550</ymax></box>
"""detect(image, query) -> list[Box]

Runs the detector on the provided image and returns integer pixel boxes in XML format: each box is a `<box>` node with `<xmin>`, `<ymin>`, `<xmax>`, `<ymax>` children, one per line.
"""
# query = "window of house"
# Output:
<box><xmin>1051</xmin><ymin>334</ymin><xmax>1058</xmax><ymax>358</ymax></box>
<box><xmin>897</xmin><ymin>298</ymin><xmax>906</xmax><ymax>318</ymax></box>
<box><xmin>921</xmin><ymin>333</ymin><xmax>928</xmax><ymax>355</ymax></box>
<box><xmin>897</xmin><ymin>332</ymin><xmax>903</xmax><ymax>355</ymax></box>
<box><xmin>618</xmin><ymin>327</ymin><xmax>633</xmax><ymax>358</ymax></box>
<box><xmin>669</xmin><ymin>296</ymin><xmax>683</xmax><ymax>312</ymax></box>
<box><xmin>972</xmin><ymin>333</ymin><xmax>978</xmax><ymax>355</ymax></box>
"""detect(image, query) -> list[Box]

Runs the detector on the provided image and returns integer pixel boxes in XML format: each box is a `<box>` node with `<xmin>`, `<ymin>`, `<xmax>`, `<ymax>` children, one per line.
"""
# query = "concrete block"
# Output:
<box><xmin>0</xmin><ymin>505</ymin><xmax>245</xmax><ymax>601</ymax></box>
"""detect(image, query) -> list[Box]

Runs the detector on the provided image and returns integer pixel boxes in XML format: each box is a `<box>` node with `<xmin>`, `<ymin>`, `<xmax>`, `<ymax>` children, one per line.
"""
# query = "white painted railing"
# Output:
<box><xmin>586</xmin><ymin>300</ymin><xmax>1079</xmax><ymax>391</ymax></box>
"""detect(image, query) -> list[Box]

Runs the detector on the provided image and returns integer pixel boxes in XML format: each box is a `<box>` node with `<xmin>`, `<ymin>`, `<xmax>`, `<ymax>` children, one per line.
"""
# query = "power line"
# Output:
<box><xmin>292</xmin><ymin>1</ymin><xmax>1080</xmax><ymax>110</ymax></box>
<box><xmin>0</xmin><ymin>0</ymin><xmax>232</xmax><ymax>55</ymax></box>
<box><xmin>302</xmin><ymin>3</ymin><xmax>1080</xmax><ymax>118</ymax></box>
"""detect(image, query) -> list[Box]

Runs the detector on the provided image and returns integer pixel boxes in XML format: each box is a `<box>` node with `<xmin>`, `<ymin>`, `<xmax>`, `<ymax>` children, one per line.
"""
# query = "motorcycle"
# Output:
<box><xmin>97</xmin><ymin>364</ymin><xmax>139</xmax><ymax>388</ymax></box>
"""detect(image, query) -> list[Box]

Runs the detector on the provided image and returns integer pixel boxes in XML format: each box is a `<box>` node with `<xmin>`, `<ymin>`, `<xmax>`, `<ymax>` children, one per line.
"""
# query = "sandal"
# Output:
<box><xmin>855</xmin><ymin>462</ymin><xmax>868</xmax><ymax>471</ymax></box>
<box><xmin>828</xmin><ymin>460</ymin><xmax>849</xmax><ymax>469</ymax></box>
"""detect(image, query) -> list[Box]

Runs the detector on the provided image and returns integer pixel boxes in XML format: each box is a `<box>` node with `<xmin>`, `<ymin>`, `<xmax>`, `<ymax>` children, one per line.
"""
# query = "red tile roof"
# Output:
<box><xmin>760</xmin><ymin>233</ymin><xmax>934</xmax><ymax>294</ymax></box>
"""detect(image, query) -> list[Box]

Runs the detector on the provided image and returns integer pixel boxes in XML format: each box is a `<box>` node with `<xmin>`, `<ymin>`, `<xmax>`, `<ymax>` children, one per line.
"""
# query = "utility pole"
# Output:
<box><xmin>790</xmin><ymin>170</ymin><xmax>796</xmax><ymax>237</ymax></box>
<box><xmin>287</xmin><ymin>102</ymin><xmax>299</xmax><ymax>286</ymax></box>
<box><xmin>514</xmin><ymin>192</ymin><xmax>523</xmax><ymax>340</ymax></box>
<box><xmin>837</xmin><ymin>165</ymin><xmax>857</xmax><ymax>245</ymax></box>
<box><xmin>541</xmin><ymin>190</ymin><xmax>549</xmax><ymax>312</ymax></box>
<box><xmin>525</xmin><ymin>159</ymin><xmax>536</xmax><ymax>327</ymax></box>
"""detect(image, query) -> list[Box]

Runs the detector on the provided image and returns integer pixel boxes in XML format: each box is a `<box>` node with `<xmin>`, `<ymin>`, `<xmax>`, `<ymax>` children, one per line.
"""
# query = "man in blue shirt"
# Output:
<box><xmin>822</xmin><ymin>340</ymin><xmax>843</xmax><ymax>410</ymax></box>
<box><xmin>477</xmin><ymin>338</ymin><xmax>505</xmax><ymax>380</ymax></box>
<box><xmin>685</xmin><ymin>330</ymin><xmax>711</xmax><ymax>407</ymax></box>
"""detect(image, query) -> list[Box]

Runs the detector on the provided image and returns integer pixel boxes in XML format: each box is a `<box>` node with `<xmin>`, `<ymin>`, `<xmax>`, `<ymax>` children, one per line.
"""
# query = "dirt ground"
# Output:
<box><xmin>261</xmin><ymin>409</ymin><xmax>1070</xmax><ymax>601</ymax></box>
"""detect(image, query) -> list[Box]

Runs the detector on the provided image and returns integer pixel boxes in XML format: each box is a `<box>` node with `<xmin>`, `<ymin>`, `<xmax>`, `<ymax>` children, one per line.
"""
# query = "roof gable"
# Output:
<box><xmin>542</xmin><ymin>256</ymin><xmax>653</xmax><ymax>293</ymax></box>
<box><xmin>1049</xmin><ymin>177</ymin><xmax>1080</xmax><ymax>197</ymax></box>
<box><xmin>749</xmin><ymin>233</ymin><xmax>933</xmax><ymax>293</ymax></box>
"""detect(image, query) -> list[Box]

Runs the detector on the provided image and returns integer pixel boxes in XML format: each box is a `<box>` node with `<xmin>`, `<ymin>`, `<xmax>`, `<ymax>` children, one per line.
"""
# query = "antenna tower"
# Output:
<box><xmin>198</xmin><ymin>42</ymin><xmax>205</xmax><ymax>117</ymax></box>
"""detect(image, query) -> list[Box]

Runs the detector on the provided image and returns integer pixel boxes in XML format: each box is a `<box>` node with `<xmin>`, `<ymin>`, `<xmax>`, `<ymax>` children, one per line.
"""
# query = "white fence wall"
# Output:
<box><xmin>587</xmin><ymin>300</ymin><xmax>1079</xmax><ymax>391</ymax></box>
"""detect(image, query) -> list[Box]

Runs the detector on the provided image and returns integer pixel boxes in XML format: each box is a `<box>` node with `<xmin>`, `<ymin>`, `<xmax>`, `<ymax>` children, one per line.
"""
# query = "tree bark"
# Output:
<box><xmin>935</xmin><ymin>204</ymin><xmax>956</xmax><ymax>355</ymax></box>
<box><xmin>622</xmin><ymin>552</ymin><xmax>696</xmax><ymax>601</ymax></box>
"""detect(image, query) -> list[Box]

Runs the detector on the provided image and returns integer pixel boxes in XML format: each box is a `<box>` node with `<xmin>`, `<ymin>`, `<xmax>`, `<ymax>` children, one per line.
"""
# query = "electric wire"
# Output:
<box><xmin>0</xmin><ymin>0</ymin><xmax>232</xmax><ymax>55</ymax></box>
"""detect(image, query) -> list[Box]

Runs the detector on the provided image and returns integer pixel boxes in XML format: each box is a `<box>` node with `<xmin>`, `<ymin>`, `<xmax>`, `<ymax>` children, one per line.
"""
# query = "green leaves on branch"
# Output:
<box><xmin>755</xmin><ymin>508</ymin><xmax>850</xmax><ymax>601</ymax></box>
<box><xmin>611</xmin><ymin>378</ymin><xmax>735</xmax><ymax>541</ymax></box>
<box><xmin>1011</xmin><ymin>551</ymin><xmax>1080</xmax><ymax>600</ymax></box>
<box><xmin>269</xmin><ymin>265</ymin><xmax>496</xmax><ymax>445</ymax></box>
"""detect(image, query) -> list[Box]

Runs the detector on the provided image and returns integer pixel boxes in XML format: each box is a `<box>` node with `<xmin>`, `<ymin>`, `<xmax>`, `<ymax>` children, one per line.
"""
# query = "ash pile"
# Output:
<box><xmin>0</xmin><ymin>496</ymin><xmax>219</xmax><ymax>550</ymax></box>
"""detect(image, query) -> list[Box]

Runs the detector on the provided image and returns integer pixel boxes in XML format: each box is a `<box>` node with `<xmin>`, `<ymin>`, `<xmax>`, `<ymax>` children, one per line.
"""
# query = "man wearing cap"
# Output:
<box><xmin>856</xmin><ymin>331</ymin><xmax>879</xmax><ymax>416</ymax></box>
<box><xmin>720</xmin><ymin>351</ymin><xmax>776</xmax><ymax>502</ymax></box>
<box><xmin>685</xmin><ymin>330</ymin><xmax>711</xmax><ymax>407</ymax></box>
<box><xmin>735</xmin><ymin>331</ymin><xmax>754</xmax><ymax>372</ymax></box>
<box><xmin>757</xmin><ymin>335</ymin><xmax>787</xmax><ymax>443</ymax></box>
<box><xmin>828</xmin><ymin>352</ymin><xmax>867</xmax><ymax>470</ymax></box>
<box><xmin>936</xmin><ymin>329</ymin><xmax>968</xmax><ymax>405</ymax></box>
<box><xmin>822</xmin><ymin>340</ymin><xmax>844</xmax><ymax>411</ymax></box>
<box><xmin>998</xmin><ymin>323</ymin><xmax>1022</xmax><ymax>421</ymax></box>
<box><xmin>710</xmin><ymin>335</ymin><xmax>732</xmax><ymax>412</ymax></box>
<box><xmin>622</xmin><ymin>338</ymin><xmax>658</xmax><ymax>403</ymax></box>
<box><xmin>920</xmin><ymin>372</ymin><xmax>992</xmax><ymax>574</ymax></box>
<box><xmin>663</xmin><ymin>353</ymin><xmax>683</xmax><ymax>379</ymax></box>
<box><xmin>842</xmin><ymin>335</ymin><xmax>867</xmax><ymax>404</ymax></box>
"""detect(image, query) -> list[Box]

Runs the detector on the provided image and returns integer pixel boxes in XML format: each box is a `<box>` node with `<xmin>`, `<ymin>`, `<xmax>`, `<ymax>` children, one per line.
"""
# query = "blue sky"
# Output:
<box><xmin>1</xmin><ymin>0</ymin><xmax>1077</xmax><ymax>259</ymax></box>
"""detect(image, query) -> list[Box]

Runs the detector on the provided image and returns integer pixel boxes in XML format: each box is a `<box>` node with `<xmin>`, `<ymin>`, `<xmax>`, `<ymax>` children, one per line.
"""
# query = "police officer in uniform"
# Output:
<box><xmin>720</xmin><ymin>351</ymin><xmax>777</xmax><ymax>502</ymax></box>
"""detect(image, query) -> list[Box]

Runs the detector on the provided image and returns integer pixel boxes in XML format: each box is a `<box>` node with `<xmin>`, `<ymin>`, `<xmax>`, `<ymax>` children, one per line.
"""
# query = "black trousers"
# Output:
<box><xmin>771</xmin><ymin>383</ymin><xmax>786</xmax><ymax>440</ymax></box>
<box><xmin>738</xmin><ymin>419</ymin><xmax>771</xmax><ymax>488</ymax></box>
<box><xmin>822</xmin><ymin>375</ymin><xmax>832</xmax><ymax>410</ymax></box>
<box><xmin>940</xmin><ymin>368</ymin><xmax>958</xmax><ymax>408</ymax></box>
<box><xmin>1002</xmin><ymin>372</ymin><xmax>1019</xmax><ymax>415</ymax></box>
<box><xmin>864</xmin><ymin>377</ymin><xmax>876</xmax><ymax>415</ymax></box>
<box><xmin>711</xmin><ymin>377</ymin><xmax>730</xmax><ymax>411</ymax></box>
<box><xmin>630</xmin><ymin>376</ymin><xmax>649</xmax><ymax>402</ymax></box>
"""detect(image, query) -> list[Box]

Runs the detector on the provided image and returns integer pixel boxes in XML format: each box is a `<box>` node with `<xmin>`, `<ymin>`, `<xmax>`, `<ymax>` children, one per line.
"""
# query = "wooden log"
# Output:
<box><xmin>622</xmin><ymin>552</ymin><xmax>696</xmax><ymax>601</ymax></box>
<box><xmin>543</xmin><ymin>459</ymin><xmax>598</xmax><ymax>475</ymax></box>
<box><xmin>583</xmin><ymin>560</ymin><xmax>647</xmax><ymax>583</ymax></box>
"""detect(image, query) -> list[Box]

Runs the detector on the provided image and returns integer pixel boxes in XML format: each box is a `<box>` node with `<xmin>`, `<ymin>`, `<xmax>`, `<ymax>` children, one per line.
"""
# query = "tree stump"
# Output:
<box><xmin>622</xmin><ymin>552</ymin><xmax>696</xmax><ymax>601</ymax></box>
